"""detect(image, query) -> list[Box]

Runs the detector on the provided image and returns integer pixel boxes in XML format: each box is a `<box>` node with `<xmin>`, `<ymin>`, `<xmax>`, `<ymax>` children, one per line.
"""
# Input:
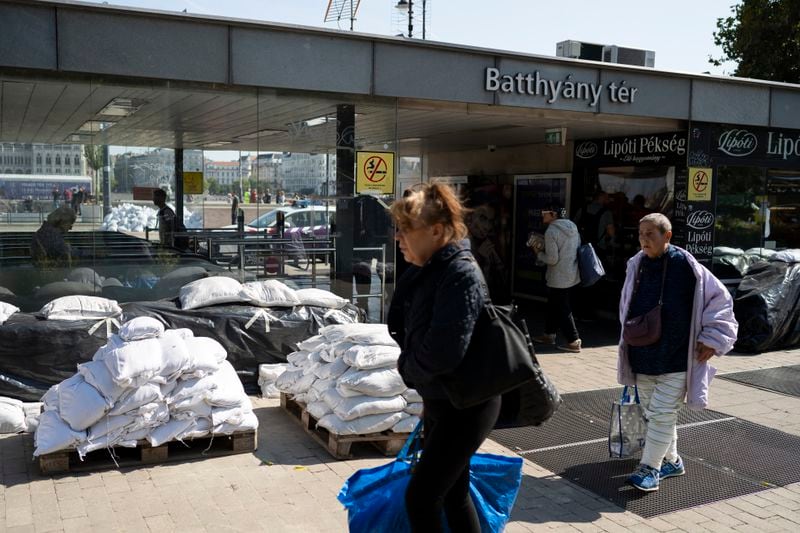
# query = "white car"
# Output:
<box><xmin>223</xmin><ymin>205</ymin><xmax>335</xmax><ymax>236</ymax></box>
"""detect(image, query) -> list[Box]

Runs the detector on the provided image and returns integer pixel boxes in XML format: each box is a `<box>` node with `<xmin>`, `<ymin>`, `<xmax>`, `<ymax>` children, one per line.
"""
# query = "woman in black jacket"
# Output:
<box><xmin>388</xmin><ymin>183</ymin><xmax>500</xmax><ymax>533</ymax></box>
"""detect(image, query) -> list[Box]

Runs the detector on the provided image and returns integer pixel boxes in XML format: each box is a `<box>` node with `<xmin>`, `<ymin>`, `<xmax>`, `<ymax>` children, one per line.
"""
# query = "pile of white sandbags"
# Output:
<box><xmin>258</xmin><ymin>363</ymin><xmax>289</xmax><ymax>399</ymax></box>
<box><xmin>0</xmin><ymin>397</ymin><xmax>41</xmax><ymax>434</ymax></box>
<box><xmin>275</xmin><ymin>324</ymin><xmax>421</xmax><ymax>436</ymax></box>
<box><xmin>33</xmin><ymin>316</ymin><xmax>257</xmax><ymax>459</ymax></box>
<box><xmin>100</xmin><ymin>203</ymin><xmax>202</xmax><ymax>232</ymax></box>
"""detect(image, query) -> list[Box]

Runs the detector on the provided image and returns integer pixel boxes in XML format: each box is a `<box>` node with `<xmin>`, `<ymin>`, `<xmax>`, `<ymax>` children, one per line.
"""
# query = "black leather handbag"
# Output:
<box><xmin>439</xmin><ymin>262</ymin><xmax>561</xmax><ymax>425</ymax></box>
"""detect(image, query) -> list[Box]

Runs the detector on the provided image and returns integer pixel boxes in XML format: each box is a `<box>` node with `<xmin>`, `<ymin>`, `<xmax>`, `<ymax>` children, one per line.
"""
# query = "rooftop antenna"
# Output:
<box><xmin>325</xmin><ymin>0</ymin><xmax>363</xmax><ymax>31</ymax></box>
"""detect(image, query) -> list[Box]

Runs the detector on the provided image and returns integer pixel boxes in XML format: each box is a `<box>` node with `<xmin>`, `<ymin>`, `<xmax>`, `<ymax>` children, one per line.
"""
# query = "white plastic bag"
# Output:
<box><xmin>58</xmin><ymin>376</ymin><xmax>110</xmax><ymax>431</ymax></box>
<box><xmin>78</xmin><ymin>360</ymin><xmax>127</xmax><ymax>406</ymax></box>
<box><xmin>314</xmin><ymin>357</ymin><xmax>350</xmax><ymax>380</ymax></box>
<box><xmin>343</xmin><ymin>345</ymin><xmax>401</xmax><ymax>370</ymax></box>
<box><xmin>34</xmin><ymin>410</ymin><xmax>87</xmax><ymax>456</ymax></box>
<box><xmin>179</xmin><ymin>277</ymin><xmax>245</xmax><ymax>310</ymax></box>
<box><xmin>333</xmin><ymin>395</ymin><xmax>407</xmax><ymax>421</ymax></box>
<box><xmin>392</xmin><ymin>415</ymin><xmax>419</xmax><ymax>434</ymax></box>
<box><xmin>240</xmin><ymin>280</ymin><xmax>299</xmax><ymax>307</ymax></box>
<box><xmin>337</xmin><ymin>367</ymin><xmax>407</xmax><ymax>398</ymax></box>
<box><xmin>118</xmin><ymin>317</ymin><xmax>164</xmax><ymax>341</ymax></box>
<box><xmin>317</xmin><ymin>411</ymin><xmax>405</xmax><ymax>436</ymax></box>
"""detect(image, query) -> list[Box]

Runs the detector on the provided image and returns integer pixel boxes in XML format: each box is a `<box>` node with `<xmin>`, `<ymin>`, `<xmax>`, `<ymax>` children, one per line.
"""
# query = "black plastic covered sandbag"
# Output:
<box><xmin>733</xmin><ymin>261</ymin><xmax>800</xmax><ymax>353</ymax></box>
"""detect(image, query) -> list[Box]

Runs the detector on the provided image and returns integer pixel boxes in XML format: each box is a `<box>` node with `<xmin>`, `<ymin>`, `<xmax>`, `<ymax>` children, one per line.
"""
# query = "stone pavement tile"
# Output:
<box><xmin>31</xmin><ymin>490</ymin><xmax>59</xmax><ymax>511</ymax></box>
<box><xmin>60</xmin><ymin>516</ymin><xmax>91</xmax><ymax>533</ymax></box>
<box><xmin>27</xmin><ymin>479</ymin><xmax>55</xmax><ymax>496</ymax></box>
<box><xmin>31</xmin><ymin>511</ymin><xmax>62</xmax><ymax>533</ymax></box>
<box><xmin>76</xmin><ymin>474</ymin><xmax>105</xmax><ymax>490</ymax></box>
<box><xmin>101</xmin><ymin>475</ymin><xmax>131</xmax><ymax>495</ymax></box>
<box><xmin>144</xmin><ymin>514</ymin><xmax>175</xmax><ymax>532</ymax></box>
<box><xmin>763</xmin><ymin>505</ymin><xmax>800</xmax><ymax>524</ymax></box>
<box><xmin>601</xmin><ymin>510</ymin><xmax>644</xmax><ymax>528</ymax></box>
<box><xmin>57</xmin><ymin>497</ymin><xmax>86</xmax><ymax>520</ymax></box>
<box><xmin>695</xmin><ymin>505</ymin><xmax>747</xmax><ymax>527</ymax></box>
<box><xmin>6</xmin><ymin>504</ymin><xmax>34</xmax><ymax>528</ymax></box>
<box><xmin>640</xmin><ymin>516</ymin><xmax>679</xmax><ymax>531</ymax></box>
<box><xmin>5</xmin><ymin>525</ymin><xmax>36</xmax><ymax>533</ymax></box>
<box><xmin>134</xmin><ymin>496</ymin><xmax>170</xmax><ymax>519</ymax></box>
<box><xmin>729</xmin><ymin>497</ymin><xmax>780</xmax><ymax>519</ymax></box>
<box><xmin>53</xmin><ymin>482</ymin><xmax>80</xmax><ymax>502</ymax></box>
<box><xmin>767</xmin><ymin>516</ymin><xmax>800</xmax><ymax>531</ymax></box>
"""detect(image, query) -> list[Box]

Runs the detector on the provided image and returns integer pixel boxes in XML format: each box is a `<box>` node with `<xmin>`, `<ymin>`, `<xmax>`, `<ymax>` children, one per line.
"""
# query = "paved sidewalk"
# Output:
<box><xmin>2</xmin><ymin>339</ymin><xmax>799</xmax><ymax>532</ymax></box>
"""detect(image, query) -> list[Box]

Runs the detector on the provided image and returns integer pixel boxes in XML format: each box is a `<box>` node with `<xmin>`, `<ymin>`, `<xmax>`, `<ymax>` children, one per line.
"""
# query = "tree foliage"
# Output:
<box><xmin>83</xmin><ymin>145</ymin><xmax>103</xmax><ymax>173</ymax></box>
<box><xmin>711</xmin><ymin>0</ymin><xmax>800</xmax><ymax>83</ymax></box>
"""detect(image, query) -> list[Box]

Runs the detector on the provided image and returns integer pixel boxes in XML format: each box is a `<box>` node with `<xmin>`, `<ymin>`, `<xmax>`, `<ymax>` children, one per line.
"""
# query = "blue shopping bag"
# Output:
<box><xmin>337</xmin><ymin>422</ymin><xmax>524</xmax><ymax>532</ymax></box>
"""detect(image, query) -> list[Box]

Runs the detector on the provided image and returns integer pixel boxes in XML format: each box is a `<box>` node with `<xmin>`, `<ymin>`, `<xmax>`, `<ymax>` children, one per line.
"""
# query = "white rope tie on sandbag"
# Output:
<box><xmin>88</xmin><ymin>316</ymin><xmax>122</xmax><ymax>337</ymax></box>
<box><xmin>244</xmin><ymin>309</ymin><xmax>275</xmax><ymax>333</ymax></box>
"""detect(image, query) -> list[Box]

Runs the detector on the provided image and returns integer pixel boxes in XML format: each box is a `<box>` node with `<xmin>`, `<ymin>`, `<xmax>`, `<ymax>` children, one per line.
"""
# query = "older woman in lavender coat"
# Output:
<box><xmin>617</xmin><ymin>213</ymin><xmax>738</xmax><ymax>492</ymax></box>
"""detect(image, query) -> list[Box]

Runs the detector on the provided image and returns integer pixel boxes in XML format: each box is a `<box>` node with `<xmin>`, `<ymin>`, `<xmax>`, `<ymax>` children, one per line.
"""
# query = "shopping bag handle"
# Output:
<box><xmin>621</xmin><ymin>385</ymin><xmax>640</xmax><ymax>404</ymax></box>
<box><xmin>397</xmin><ymin>421</ymin><xmax>424</xmax><ymax>461</ymax></box>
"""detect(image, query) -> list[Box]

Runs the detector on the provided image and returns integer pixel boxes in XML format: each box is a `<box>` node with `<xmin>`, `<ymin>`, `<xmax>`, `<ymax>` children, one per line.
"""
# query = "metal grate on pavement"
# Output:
<box><xmin>719</xmin><ymin>365</ymin><xmax>800</xmax><ymax>398</ymax></box>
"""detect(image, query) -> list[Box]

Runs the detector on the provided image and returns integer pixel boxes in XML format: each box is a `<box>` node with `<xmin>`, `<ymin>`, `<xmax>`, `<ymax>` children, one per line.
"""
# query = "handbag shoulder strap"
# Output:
<box><xmin>630</xmin><ymin>253</ymin><xmax>669</xmax><ymax>306</ymax></box>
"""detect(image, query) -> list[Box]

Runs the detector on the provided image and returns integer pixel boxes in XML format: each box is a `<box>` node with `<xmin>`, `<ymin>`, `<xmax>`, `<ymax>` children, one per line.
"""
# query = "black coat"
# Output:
<box><xmin>387</xmin><ymin>240</ymin><xmax>486</xmax><ymax>400</ymax></box>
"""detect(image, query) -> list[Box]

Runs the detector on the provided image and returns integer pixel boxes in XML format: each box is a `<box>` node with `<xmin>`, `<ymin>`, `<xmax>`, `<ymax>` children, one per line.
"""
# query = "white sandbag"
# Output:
<box><xmin>213</xmin><ymin>410</ymin><xmax>258</xmax><ymax>435</ymax></box>
<box><xmin>321</xmin><ymin>388</ymin><xmax>347</xmax><ymax>410</ymax></box>
<box><xmin>129</xmin><ymin>402</ymin><xmax>170</xmax><ymax>431</ymax></box>
<box><xmin>337</xmin><ymin>367</ymin><xmax>407</xmax><ymax>398</ymax></box>
<box><xmin>319</xmin><ymin>323</ymin><xmax>397</xmax><ymax>346</ymax></box>
<box><xmin>102</xmin><ymin>337</ymin><xmax>163</xmax><ymax>387</ymax></box>
<box><xmin>333</xmin><ymin>395</ymin><xmax>407</xmax><ymax>421</ymax></box>
<box><xmin>303</xmin><ymin>362</ymin><xmax>322</xmax><ymax>377</ymax></box>
<box><xmin>0</xmin><ymin>396</ymin><xmax>23</xmax><ymax>408</ymax></box>
<box><xmin>42</xmin><ymin>384</ymin><xmax>60</xmax><ymax>412</ymax></box>
<box><xmin>392</xmin><ymin>415</ymin><xmax>420</xmax><ymax>434</ymax></box>
<box><xmin>332</xmin><ymin>342</ymin><xmax>356</xmax><ymax>358</ymax></box>
<box><xmin>123</xmin><ymin>427</ymin><xmax>150</xmax><ymax>442</ymax></box>
<box><xmin>287</xmin><ymin>372</ymin><xmax>317</xmax><ymax>396</ymax></box>
<box><xmin>148</xmin><ymin>418</ymin><xmax>196</xmax><ymax>447</ymax></box>
<box><xmin>205</xmin><ymin>362</ymin><xmax>248</xmax><ymax>408</ymax></box>
<box><xmin>240</xmin><ymin>280</ymin><xmax>300</xmax><ymax>307</ymax></box>
<box><xmin>22</xmin><ymin>401</ymin><xmax>42</xmax><ymax>416</ymax></box>
<box><xmin>118</xmin><ymin>317</ymin><xmax>165</xmax><ymax>341</ymax></box>
<box><xmin>102</xmin><ymin>277</ymin><xmax>124</xmax><ymax>288</ymax></box>
<box><xmin>306</xmin><ymin>400</ymin><xmax>332</xmax><ymax>419</ymax></box>
<box><xmin>40</xmin><ymin>295</ymin><xmax>122</xmax><ymax>321</ymax></box>
<box><xmin>91</xmin><ymin>334</ymin><xmax>124</xmax><ymax>361</ymax></box>
<box><xmin>343</xmin><ymin>345</ymin><xmax>401</xmax><ymax>370</ymax></box>
<box><xmin>293</xmin><ymin>392</ymin><xmax>310</xmax><ymax>404</ymax></box>
<box><xmin>24</xmin><ymin>414</ymin><xmax>41</xmax><ymax>434</ymax></box>
<box><xmin>261</xmin><ymin>383</ymin><xmax>280</xmax><ymax>399</ymax></box>
<box><xmin>314</xmin><ymin>357</ymin><xmax>351</xmax><ymax>380</ymax></box>
<box><xmin>77</xmin><ymin>436</ymin><xmax>137</xmax><ymax>458</ymax></box>
<box><xmin>0</xmin><ymin>301</ymin><xmax>19</xmax><ymax>325</ymax></box>
<box><xmin>179</xmin><ymin>277</ymin><xmax>246</xmax><ymax>310</ymax></box>
<box><xmin>310</xmin><ymin>377</ymin><xmax>336</xmax><ymax>397</ymax></box>
<box><xmin>211</xmin><ymin>404</ymin><xmax>254</xmax><ymax>427</ymax></box>
<box><xmin>297</xmin><ymin>335</ymin><xmax>326</xmax><ymax>352</ymax></box>
<box><xmin>287</xmin><ymin>350</ymin><xmax>312</xmax><ymax>368</ymax></box>
<box><xmin>160</xmin><ymin>380</ymin><xmax>178</xmax><ymax>397</ymax></box>
<box><xmin>66</xmin><ymin>267</ymin><xmax>104</xmax><ymax>286</ymax></box>
<box><xmin>169</xmin><ymin>328</ymin><xmax>195</xmax><ymax>340</ymax></box>
<box><xmin>170</xmin><ymin>396</ymin><xmax>212</xmax><ymax>419</ymax></box>
<box><xmin>58</xmin><ymin>375</ymin><xmax>109</xmax><ymax>431</ymax></box>
<box><xmin>108</xmin><ymin>383</ymin><xmax>162</xmax><ymax>416</ymax></box>
<box><xmin>258</xmin><ymin>363</ymin><xmax>289</xmax><ymax>385</ymax></box>
<box><xmin>403</xmin><ymin>389</ymin><xmax>423</xmax><ymax>403</ymax></box>
<box><xmin>295</xmin><ymin>288</ymin><xmax>349</xmax><ymax>309</ymax></box>
<box><xmin>405</xmin><ymin>403</ymin><xmax>423</xmax><ymax>416</ymax></box>
<box><xmin>78</xmin><ymin>360</ymin><xmax>127</xmax><ymax>406</ymax></box>
<box><xmin>87</xmin><ymin>414</ymin><xmax>135</xmax><ymax>442</ymax></box>
<box><xmin>0</xmin><ymin>401</ymin><xmax>26</xmax><ymax>433</ymax></box>
<box><xmin>184</xmin><ymin>337</ymin><xmax>226</xmax><ymax>377</ymax></box>
<box><xmin>158</xmin><ymin>332</ymin><xmax>193</xmax><ymax>379</ymax></box>
<box><xmin>178</xmin><ymin>417</ymin><xmax>211</xmax><ymax>440</ymax></box>
<box><xmin>771</xmin><ymin>249</ymin><xmax>800</xmax><ymax>263</ymax></box>
<box><xmin>274</xmin><ymin>366</ymin><xmax>305</xmax><ymax>393</ymax></box>
<box><xmin>317</xmin><ymin>411</ymin><xmax>405</xmax><ymax>436</ymax></box>
<box><xmin>319</xmin><ymin>324</ymin><xmax>372</xmax><ymax>342</ymax></box>
<box><xmin>169</xmin><ymin>376</ymin><xmax>217</xmax><ymax>405</ymax></box>
<box><xmin>33</xmin><ymin>410</ymin><xmax>87</xmax><ymax>456</ymax></box>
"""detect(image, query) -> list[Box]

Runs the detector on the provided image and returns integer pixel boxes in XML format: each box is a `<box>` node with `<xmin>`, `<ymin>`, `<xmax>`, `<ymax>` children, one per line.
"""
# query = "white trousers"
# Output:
<box><xmin>636</xmin><ymin>371</ymin><xmax>687</xmax><ymax>469</ymax></box>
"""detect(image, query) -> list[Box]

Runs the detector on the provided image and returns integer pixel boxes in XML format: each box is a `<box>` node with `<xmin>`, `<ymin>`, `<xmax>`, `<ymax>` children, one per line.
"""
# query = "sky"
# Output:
<box><xmin>90</xmin><ymin>0</ymin><xmax>741</xmax><ymax>160</ymax></box>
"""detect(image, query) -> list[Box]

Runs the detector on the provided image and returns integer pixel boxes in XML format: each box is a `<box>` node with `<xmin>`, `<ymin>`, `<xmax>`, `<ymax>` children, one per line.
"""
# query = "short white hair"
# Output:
<box><xmin>639</xmin><ymin>213</ymin><xmax>672</xmax><ymax>234</ymax></box>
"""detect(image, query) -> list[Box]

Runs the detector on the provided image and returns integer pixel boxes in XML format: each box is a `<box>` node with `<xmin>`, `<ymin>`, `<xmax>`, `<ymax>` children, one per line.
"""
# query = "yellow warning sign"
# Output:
<box><xmin>356</xmin><ymin>151</ymin><xmax>395</xmax><ymax>194</ymax></box>
<box><xmin>688</xmin><ymin>167</ymin><xmax>713</xmax><ymax>202</ymax></box>
<box><xmin>183</xmin><ymin>171</ymin><xmax>204</xmax><ymax>194</ymax></box>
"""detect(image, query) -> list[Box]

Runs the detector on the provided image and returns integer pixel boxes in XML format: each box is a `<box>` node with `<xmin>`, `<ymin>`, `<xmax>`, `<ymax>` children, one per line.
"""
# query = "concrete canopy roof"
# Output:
<box><xmin>1</xmin><ymin>0</ymin><xmax>797</xmax><ymax>153</ymax></box>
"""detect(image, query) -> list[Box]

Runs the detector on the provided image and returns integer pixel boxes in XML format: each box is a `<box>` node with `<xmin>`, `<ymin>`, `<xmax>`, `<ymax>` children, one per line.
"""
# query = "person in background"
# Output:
<box><xmin>576</xmin><ymin>190</ymin><xmax>615</xmax><ymax>253</ymax></box>
<box><xmin>31</xmin><ymin>206</ymin><xmax>81</xmax><ymax>266</ymax></box>
<box><xmin>618</xmin><ymin>213</ymin><xmax>737</xmax><ymax>492</ymax></box>
<box><xmin>75</xmin><ymin>186</ymin><xmax>85</xmax><ymax>215</ymax></box>
<box><xmin>231</xmin><ymin>192</ymin><xmax>239</xmax><ymax>225</ymax></box>
<box><xmin>152</xmin><ymin>188</ymin><xmax>187</xmax><ymax>249</ymax></box>
<box><xmin>264</xmin><ymin>189</ymin><xmax>272</xmax><ymax>204</ymax></box>
<box><xmin>276</xmin><ymin>190</ymin><xmax>286</xmax><ymax>205</ymax></box>
<box><xmin>387</xmin><ymin>183</ymin><xmax>499</xmax><ymax>533</ymax></box>
<box><xmin>63</xmin><ymin>188</ymin><xmax>72</xmax><ymax>207</ymax></box>
<box><xmin>530</xmin><ymin>205</ymin><xmax>582</xmax><ymax>353</ymax></box>
<box><xmin>251</xmin><ymin>188</ymin><xmax>257</xmax><ymax>204</ymax></box>
<box><xmin>51</xmin><ymin>186</ymin><xmax>60</xmax><ymax>209</ymax></box>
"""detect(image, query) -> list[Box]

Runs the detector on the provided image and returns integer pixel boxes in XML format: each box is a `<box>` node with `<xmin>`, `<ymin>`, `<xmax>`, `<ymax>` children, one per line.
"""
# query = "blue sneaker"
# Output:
<box><xmin>628</xmin><ymin>464</ymin><xmax>660</xmax><ymax>492</ymax></box>
<box><xmin>660</xmin><ymin>456</ymin><xmax>686</xmax><ymax>479</ymax></box>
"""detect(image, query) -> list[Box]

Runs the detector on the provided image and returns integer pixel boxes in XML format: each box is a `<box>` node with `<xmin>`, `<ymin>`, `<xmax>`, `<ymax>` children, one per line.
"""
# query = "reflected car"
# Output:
<box><xmin>223</xmin><ymin>205</ymin><xmax>336</xmax><ymax>237</ymax></box>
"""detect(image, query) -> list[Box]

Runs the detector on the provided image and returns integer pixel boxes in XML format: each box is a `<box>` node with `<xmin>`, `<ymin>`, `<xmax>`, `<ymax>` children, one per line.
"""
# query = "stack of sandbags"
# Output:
<box><xmin>33</xmin><ymin>316</ymin><xmax>257</xmax><ymax>459</ymax></box>
<box><xmin>0</xmin><ymin>397</ymin><xmax>42</xmax><ymax>434</ymax></box>
<box><xmin>276</xmin><ymin>324</ymin><xmax>421</xmax><ymax>435</ymax></box>
<box><xmin>100</xmin><ymin>202</ymin><xmax>201</xmax><ymax>232</ymax></box>
<box><xmin>258</xmin><ymin>364</ymin><xmax>289</xmax><ymax>399</ymax></box>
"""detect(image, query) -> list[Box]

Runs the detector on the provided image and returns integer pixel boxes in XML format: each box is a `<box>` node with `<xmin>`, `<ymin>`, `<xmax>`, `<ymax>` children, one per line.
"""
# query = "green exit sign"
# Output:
<box><xmin>545</xmin><ymin>127</ymin><xmax>566</xmax><ymax>146</ymax></box>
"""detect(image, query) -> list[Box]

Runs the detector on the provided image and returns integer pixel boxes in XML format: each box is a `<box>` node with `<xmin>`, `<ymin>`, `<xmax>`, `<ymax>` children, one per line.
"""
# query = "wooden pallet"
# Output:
<box><xmin>38</xmin><ymin>430</ymin><xmax>257</xmax><ymax>475</ymax></box>
<box><xmin>280</xmin><ymin>392</ymin><xmax>410</xmax><ymax>460</ymax></box>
